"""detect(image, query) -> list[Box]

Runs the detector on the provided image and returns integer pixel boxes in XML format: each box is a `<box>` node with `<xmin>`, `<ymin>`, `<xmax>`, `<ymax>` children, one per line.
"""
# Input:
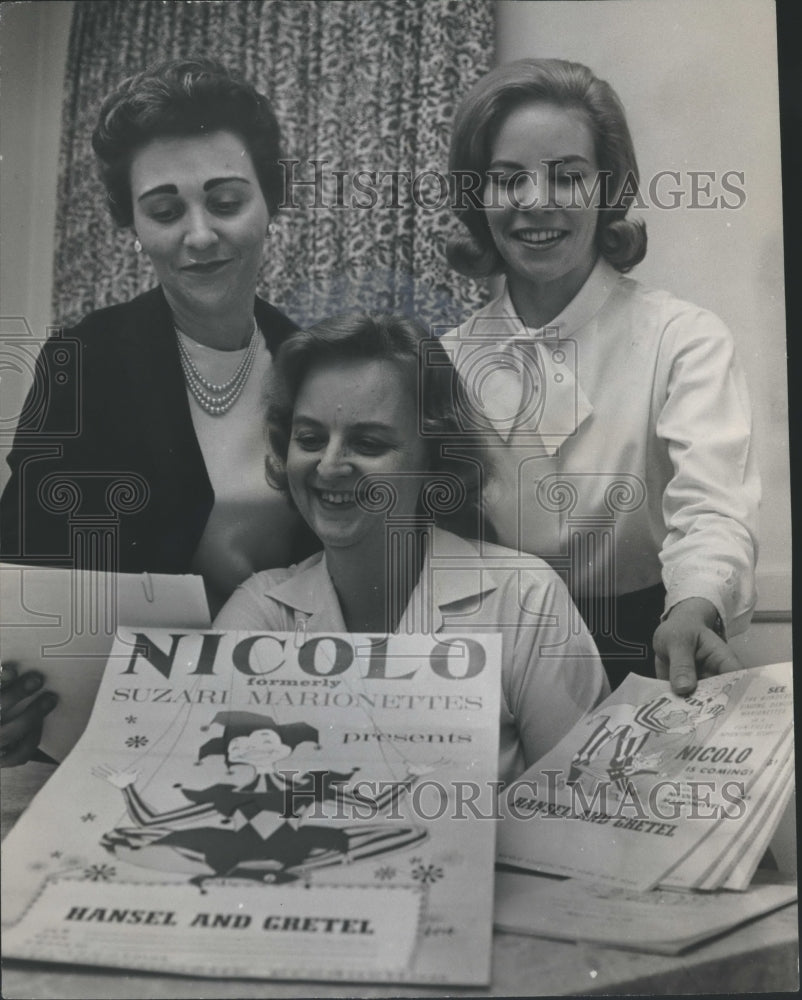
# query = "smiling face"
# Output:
<box><xmin>129</xmin><ymin>130</ymin><xmax>269</xmax><ymax>324</ymax></box>
<box><xmin>483</xmin><ymin>101</ymin><xmax>600</xmax><ymax>317</ymax></box>
<box><xmin>286</xmin><ymin>357</ymin><xmax>429</xmax><ymax>553</ymax></box>
<box><xmin>227</xmin><ymin>729</ymin><xmax>292</xmax><ymax>771</ymax></box>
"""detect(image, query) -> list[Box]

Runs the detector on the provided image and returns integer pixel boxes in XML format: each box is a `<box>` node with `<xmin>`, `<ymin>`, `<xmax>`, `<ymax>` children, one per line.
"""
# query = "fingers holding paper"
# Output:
<box><xmin>0</xmin><ymin>663</ymin><xmax>57</xmax><ymax>767</ymax></box>
<box><xmin>653</xmin><ymin>597</ymin><xmax>743</xmax><ymax>697</ymax></box>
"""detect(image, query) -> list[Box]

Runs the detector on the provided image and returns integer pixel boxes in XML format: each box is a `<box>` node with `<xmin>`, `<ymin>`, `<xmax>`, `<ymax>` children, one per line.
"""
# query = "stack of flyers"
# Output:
<box><xmin>496</xmin><ymin>663</ymin><xmax>794</xmax><ymax>892</ymax></box>
<box><xmin>659</xmin><ymin>670</ymin><xmax>795</xmax><ymax>891</ymax></box>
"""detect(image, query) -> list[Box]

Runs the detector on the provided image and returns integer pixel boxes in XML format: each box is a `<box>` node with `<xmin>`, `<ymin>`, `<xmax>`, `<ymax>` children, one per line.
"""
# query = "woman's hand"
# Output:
<box><xmin>0</xmin><ymin>663</ymin><xmax>57</xmax><ymax>767</ymax></box>
<box><xmin>653</xmin><ymin>597</ymin><xmax>743</xmax><ymax>696</ymax></box>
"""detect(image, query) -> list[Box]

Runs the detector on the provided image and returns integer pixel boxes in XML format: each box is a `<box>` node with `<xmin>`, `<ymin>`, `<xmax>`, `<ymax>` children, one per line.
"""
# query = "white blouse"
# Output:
<box><xmin>215</xmin><ymin>527</ymin><xmax>608</xmax><ymax>784</ymax></box>
<box><xmin>440</xmin><ymin>259</ymin><xmax>760</xmax><ymax>637</ymax></box>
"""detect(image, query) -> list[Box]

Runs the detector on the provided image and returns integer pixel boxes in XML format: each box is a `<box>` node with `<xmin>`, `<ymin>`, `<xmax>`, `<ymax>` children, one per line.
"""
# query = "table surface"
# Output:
<box><xmin>2</xmin><ymin>762</ymin><xmax>798</xmax><ymax>999</ymax></box>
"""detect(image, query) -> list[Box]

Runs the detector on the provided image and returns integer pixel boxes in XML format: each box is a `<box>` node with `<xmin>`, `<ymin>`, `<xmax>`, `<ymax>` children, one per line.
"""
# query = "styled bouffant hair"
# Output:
<box><xmin>264</xmin><ymin>313</ymin><xmax>488</xmax><ymax>540</ymax></box>
<box><xmin>92</xmin><ymin>57</ymin><xmax>284</xmax><ymax>226</ymax></box>
<box><xmin>447</xmin><ymin>58</ymin><xmax>647</xmax><ymax>277</ymax></box>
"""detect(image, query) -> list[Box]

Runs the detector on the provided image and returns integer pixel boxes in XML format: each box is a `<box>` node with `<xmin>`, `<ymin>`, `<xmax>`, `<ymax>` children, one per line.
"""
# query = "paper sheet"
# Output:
<box><xmin>1</xmin><ymin>564</ymin><xmax>210</xmax><ymax>759</ymax></box>
<box><xmin>494</xmin><ymin>869</ymin><xmax>797</xmax><ymax>954</ymax></box>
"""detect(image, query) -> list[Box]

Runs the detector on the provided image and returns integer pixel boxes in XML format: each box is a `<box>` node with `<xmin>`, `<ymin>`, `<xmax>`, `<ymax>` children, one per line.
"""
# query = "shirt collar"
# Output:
<box><xmin>448</xmin><ymin>256</ymin><xmax>619</xmax><ymax>346</ymax></box>
<box><xmin>264</xmin><ymin>552</ymin><xmax>347</xmax><ymax>630</ymax></box>
<box><xmin>441</xmin><ymin>260</ymin><xmax>617</xmax><ymax>447</ymax></box>
<box><xmin>261</xmin><ymin>529</ymin><xmax>500</xmax><ymax>633</ymax></box>
<box><xmin>424</xmin><ymin>528</ymin><xmax>500</xmax><ymax>632</ymax></box>
<box><xmin>497</xmin><ymin>256</ymin><xmax>619</xmax><ymax>341</ymax></box>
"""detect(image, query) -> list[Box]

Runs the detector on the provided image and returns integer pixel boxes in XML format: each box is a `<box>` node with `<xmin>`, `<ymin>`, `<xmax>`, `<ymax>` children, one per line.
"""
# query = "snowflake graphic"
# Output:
<box><xmin>125</xmin><ymin>734</ymin><xmax>149</xmax><ymax>749</ymax></box>
<box><xmin>125</xmin><ymin>715</ymin><xmax>137</xmax><ymax>724</ymax></box>
<box><xmin>411</xmin><ymin>862</ymin><xmax>444</xmax><ymax>885</ymax></box>
<box><xmin>83</xmin><ymin>863</ymin><xmax>116</xmax><ymax>882</ymax></box>
<box><xmin>374</xmin><ymin>865</ymin><xmax>396</xmax><ymax>881</ymax></box>
<box><xmin>80</xmin><ymin>813</ymin><xmax>96</xmax><ymax>823</ymax></box>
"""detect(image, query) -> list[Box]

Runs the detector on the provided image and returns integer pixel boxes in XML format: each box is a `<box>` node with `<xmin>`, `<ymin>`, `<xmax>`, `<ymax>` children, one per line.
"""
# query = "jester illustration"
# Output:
<box><xmin>95</xmin><ymin>711</ymin><xmax>430</xmax><ymax>888</ymax></box>
<box><xmin>567</xmin><ymin>683</ymin><xmax>735</xmax><ymax>796</ymax></box>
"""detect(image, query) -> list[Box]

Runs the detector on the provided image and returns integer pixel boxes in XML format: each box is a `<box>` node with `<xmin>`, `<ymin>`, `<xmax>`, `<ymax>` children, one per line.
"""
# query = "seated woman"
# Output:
<box><xmin>215</xmin><ymin>314</ymin><xmax>609</xmax><ymax>783</ymax></box>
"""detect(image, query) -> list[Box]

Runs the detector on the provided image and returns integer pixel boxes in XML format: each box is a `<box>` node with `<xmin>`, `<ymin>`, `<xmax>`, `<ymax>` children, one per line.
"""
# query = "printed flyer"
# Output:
<box><xmin>2</xmin><ymin>628</ymin><xmax>501</xmax><ymax>984</ymax></box>
<box><xmin>494</xmin><ymin>869</ymin><xmax>797</xmax><ymax>955</ymax></box>
<box><xmin>496</xmin><ymin>664</ymin><xmax>794</xmax><ymax>891</ymax></box>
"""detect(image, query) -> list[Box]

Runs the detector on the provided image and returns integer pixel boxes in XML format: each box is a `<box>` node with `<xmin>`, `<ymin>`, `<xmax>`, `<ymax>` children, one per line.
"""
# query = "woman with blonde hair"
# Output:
<box><xmin>442</xmin><ymin>58</ymin><xmax>759</xmax><ymax>695</ymax></box>
<box><xmin>216</xmin><ymin>312</ymin><xmax>608</xmax><ymax>783</ymax></box>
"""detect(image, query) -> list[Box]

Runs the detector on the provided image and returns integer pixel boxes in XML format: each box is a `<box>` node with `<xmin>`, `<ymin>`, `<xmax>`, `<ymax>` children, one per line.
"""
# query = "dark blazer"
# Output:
<box><xmin>0</xmin><ymin>286</ymin><xmax>302</xmax><ymax>574</ymax></box>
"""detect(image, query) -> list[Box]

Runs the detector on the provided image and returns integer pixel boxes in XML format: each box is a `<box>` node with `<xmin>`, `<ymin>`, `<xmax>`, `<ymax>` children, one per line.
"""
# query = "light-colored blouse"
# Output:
<box><xmin>440</xmin><ymin>260</ymin><xmax>760</xmax><ymax>637</ymax></box>
<box><xmin>216</xmin><ymin>527</ymin><xmax>609</xmax><ymax>784</ymax></box>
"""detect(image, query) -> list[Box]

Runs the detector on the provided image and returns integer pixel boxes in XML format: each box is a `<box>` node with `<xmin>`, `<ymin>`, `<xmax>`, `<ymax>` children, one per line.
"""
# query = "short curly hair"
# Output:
<box><xmin>92</xmin><ymin>57</ymin><xmax>284</xmax><ymax>227</ymax></box>
<box><xmin>447</xmin><ymin>58</ymin><xmax>647</xmax><ymax>277</ymax></box>
<box><xmin>264</xmin><ymin>313</ymin><xmax>489</xmax><ymax>540</ymax></box>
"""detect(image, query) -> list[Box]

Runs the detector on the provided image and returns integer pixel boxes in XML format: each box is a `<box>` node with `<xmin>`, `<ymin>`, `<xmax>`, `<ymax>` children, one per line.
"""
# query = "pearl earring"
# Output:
<box><xmin>134</xmin><ymin>238</ymin><xmax>142</xmax><ymax>253</ymax></box>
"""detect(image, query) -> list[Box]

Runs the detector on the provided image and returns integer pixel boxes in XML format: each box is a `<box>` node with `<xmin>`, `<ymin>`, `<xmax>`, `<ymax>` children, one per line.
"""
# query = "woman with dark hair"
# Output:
<box><xmin>215</xmin><ymin>313</ymin><xmax>608</xmax><ymax>784</ymax></box>
<box><xmin>442</xmin><ymin>59</ymin><xmax>759</xmax><ymax>696</ymax></box>
<box><xmin>1</xmin><ymin>58</ymin><xmax>312</xmax><ymax>764</ymax></box>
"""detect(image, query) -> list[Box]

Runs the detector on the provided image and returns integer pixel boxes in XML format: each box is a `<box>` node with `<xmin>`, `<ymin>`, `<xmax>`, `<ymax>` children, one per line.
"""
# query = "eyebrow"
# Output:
<box><xmin>293</xmin><ymin>416</ymin><xmax>396</xmax><ymax>434</ymax></box>
<box><xmin>137</xmin><ymin>176</ymin><xmax>252</xmax><ymax>201</ymax></box>
<box><xmin>489</xmin><ymin>155</ymin><xmax>593</xmax><ymax>169</ymax></box>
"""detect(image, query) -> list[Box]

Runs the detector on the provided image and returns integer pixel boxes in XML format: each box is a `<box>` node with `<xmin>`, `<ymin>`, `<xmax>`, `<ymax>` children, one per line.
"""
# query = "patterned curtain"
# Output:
<box><xmin>53</xmin><ymin>0</ymin><xmax>494</xmax><ymax>333</ymax></box>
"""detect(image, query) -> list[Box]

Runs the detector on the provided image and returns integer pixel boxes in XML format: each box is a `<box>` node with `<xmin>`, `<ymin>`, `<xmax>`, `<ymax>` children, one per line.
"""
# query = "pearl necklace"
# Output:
<box><xmin>175</xmin><ymin>319</ymin><xmax>258</xmax><ymax>416</ymax></box>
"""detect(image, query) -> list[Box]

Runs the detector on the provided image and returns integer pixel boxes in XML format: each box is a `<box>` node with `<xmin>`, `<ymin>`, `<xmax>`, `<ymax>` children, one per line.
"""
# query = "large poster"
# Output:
<box><xmin>2</xmin><ymin>629</ymin><xmax>501</xmax><ymax>984</ymax></box>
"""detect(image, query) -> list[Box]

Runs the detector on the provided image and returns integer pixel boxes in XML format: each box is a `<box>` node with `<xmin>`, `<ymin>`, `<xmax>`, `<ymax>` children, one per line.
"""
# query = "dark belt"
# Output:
<box><xmin>574</xmin><ymin>582</ymin><xmax>667</xmax><ymax>691</ymax></box>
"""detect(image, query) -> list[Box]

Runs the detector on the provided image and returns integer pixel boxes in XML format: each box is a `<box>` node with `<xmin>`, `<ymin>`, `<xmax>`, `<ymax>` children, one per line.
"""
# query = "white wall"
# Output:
<box><xmin>0</xmin><ymin>2</ymin><xmax>73</xmax><ymax>341</ymax></box>
<box><xmin>0</xmin><ymin>1</ymin><xmax>73</xmax><ymax>481</ymax></box>
<box><xmin>495</xmin><ymin>0</ymin><xmax>790</xmax><ymax>614</ymax></box>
